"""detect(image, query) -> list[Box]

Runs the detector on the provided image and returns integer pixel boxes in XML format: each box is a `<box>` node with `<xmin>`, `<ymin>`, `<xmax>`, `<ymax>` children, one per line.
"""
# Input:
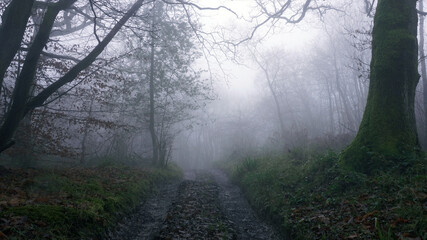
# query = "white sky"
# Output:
<box><xmin>194</xmin><ymin>0</ymin><xmax>322</xmax><ymax>105</ymax></box>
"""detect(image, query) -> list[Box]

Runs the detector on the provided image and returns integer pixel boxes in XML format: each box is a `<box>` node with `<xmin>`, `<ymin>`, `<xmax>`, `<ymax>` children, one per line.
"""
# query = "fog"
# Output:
<box><xmin>2</xmin><ymin>2</ymin><xmax>425</xmax><ymax>238</ymax></box>
<box><xmin>0</xmin><ymin>0</ymin><xmax>424</xmax><ymax>169</ymax></box>
<box><xmin>172</xmin><ymin>0</ymin><xmax>373</xmax><ymax>169</ymax></box>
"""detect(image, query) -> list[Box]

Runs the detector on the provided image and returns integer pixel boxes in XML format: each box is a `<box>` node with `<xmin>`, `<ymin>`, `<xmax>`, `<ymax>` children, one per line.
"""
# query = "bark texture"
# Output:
<box><xmin>0</xmin><ymin>0</ymin><xmax>34</xmax><ymax>90</ymax></box>
<box><xmin>340</xmin><ymin>0</ymin><xmax>420</xmax><ymax>173</ymax></box>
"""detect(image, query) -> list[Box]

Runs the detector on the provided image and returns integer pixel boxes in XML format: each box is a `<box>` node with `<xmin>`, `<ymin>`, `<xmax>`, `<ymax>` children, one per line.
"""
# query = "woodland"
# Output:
<box><xmin>0</xmin><ymin>0</ymin><xmax>426</xmax><ymax>239</ymax></box>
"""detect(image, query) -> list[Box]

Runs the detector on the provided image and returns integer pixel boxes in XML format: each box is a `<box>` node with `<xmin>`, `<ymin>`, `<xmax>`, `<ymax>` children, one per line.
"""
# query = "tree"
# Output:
<box><xmin>0</xmin><ymin>0</ymin><xmax>145</xmax><ymax>153</ymax></box>
<box><xmin>148</xmin><ymin>3</ymin><xmax>160</xmax><ymax>165</ymax></box>
<box><xmin>252</xmin><ymin>51</ymin><xmax>286</xmax><ymax>140</ymax></box>
<box><xmin>419</xmin><ymin>0</ymin><xmax>427</xmax><ymax>146</ymax></box>
<box><xmin>145</xmin><ymin>3</ymin><xmax>211</xmax><ymax>166</ymax></box>
<box><xmin>340</xmin><ymin>0</ymin><xmax>420</xmax><ymax>173</ymax></box>
<box><xmin>114</xmin><ymin>2</ymin><xmax>212</xmax><ymax>166</ymax></box>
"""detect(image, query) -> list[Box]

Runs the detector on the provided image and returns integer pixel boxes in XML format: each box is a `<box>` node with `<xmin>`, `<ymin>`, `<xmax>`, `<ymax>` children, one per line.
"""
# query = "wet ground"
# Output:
<box><xmin>106</xmin><ymin>169</ymin><xmax>281</xmax><ymax>240</ymax></box>
<box><xmin>107</xmin><ymin>181</ymin><xmax>181</xmax><ymax>240</ymax></box>
<box><xmin>210</xmin><ymin>169</ymin><xmax>281</xmax><ymax>240</ymax></box>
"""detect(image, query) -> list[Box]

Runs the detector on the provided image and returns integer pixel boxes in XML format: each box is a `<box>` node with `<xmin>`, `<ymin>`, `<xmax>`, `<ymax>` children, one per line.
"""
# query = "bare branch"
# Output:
<box><xmin>418</xmin><ymin>9</ymin><xmax>427</xmax><ymax>16</ymax></box>
<box><xmin>234</xmin><ymin>0</ymin><xmax>338</xmax><ymax>46</ymax></box>
<box><xmin>89</xmin><ymin>0</ymin><xmax>101</xmax><ymax>43</ymax></box>
<box><xmin>26</xmin><ymin>0</ymin><xmax>145</xmax><ymax>112</ymax></box>
<box><xmin>364</xmin><ymin>0</ymin><xmax>375</xmax><ymax>17</ymax></box>
<box><xmin>20</xmin><ymin>47</ymin><xmax>81</xmax><ymax>62</ymax></box>
<box><xmin>162</xmin><ymin>0</ymin><xmax>238</xmax><ymax>17</ymax></box>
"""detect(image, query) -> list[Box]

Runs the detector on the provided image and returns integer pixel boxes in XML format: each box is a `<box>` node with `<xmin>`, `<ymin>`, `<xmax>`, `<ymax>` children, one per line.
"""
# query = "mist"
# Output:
<box><xmin>0</xmin><ymin>0</ymin><xmax>425</xmax><ymax>239</ymax></box>
<box><xmin>0</xmin><ymin>0</ymin><xmax>370</xmax><ymax>167</ymax></box>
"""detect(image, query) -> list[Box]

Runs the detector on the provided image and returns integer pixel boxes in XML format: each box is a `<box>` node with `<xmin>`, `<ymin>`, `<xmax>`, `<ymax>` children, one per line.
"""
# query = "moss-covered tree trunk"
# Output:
<box><xmin>340</xmin><ymin>0</ymin><xmax>420</xmax><ymax>173</ymax></box>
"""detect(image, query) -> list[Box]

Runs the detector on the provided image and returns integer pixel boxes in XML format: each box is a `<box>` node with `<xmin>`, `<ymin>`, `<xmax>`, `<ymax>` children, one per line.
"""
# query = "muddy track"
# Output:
<box><xmin>154</xmin><ymin>179</ymin><xmax>236</xmax><ymax>239</ymax></box>
<box><xmin>106</xmin><ymin>181</ymin><xmax>181</xmax><ymax>240</ymax></box>
<box><xmin>106</xmin><ymin>170</ymin><xmax>281</xmax><ymax>240</ymax></box>
<box><xmin>210</xmin><ymin>169</ymin><xmax>282</xmax><ymax>240</ymax></box>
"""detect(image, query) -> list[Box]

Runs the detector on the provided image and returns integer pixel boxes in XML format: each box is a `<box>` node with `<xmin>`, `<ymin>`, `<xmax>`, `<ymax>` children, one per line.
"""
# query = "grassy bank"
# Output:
<box><xmin>224</xmin><ymin>151</ymin><xmax>426</xmax><ymax>239</ymax></box>
<box><xmin>0</xmin><ymin>164</ymin><xmax>182</xmax><ymax>239</ymax></box>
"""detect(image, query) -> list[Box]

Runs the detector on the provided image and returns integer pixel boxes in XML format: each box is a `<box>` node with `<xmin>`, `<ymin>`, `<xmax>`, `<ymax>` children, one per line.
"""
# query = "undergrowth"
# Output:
<box><xmin>225</xmin><ymin>151</ymin><xmax>426</xmax><ymax>239</ymax></box>
<box><xmin>0</xmin><ymin>163</ymin><xmax>182</xmax><ymax>239</ymax></box>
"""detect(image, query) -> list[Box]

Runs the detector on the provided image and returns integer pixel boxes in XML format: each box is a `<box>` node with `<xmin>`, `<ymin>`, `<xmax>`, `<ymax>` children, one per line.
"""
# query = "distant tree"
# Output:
<box><xmin>419</xmin><ymin>0</ymin><xmax>427</xmax><ymax>146</ymax></box>
<box><xmin>116</xmin><ymin>2</ymin><xmax>212</xmax><ymax>166</ymax></box>
<box><xmin>252</xmin><ymin>50</ymin><xmax>286</xmax><ymax>139</ymax></box>
<box><xmin>340</xmin><ymin>0</ymin><xmax>420</xmax><ymax>173</ymax></box>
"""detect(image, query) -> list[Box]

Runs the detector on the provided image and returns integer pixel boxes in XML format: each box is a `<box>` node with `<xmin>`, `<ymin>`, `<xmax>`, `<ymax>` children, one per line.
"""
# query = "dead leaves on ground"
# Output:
<box><xmin>288</xmin><ymin>188</ymin><xmax>426</xmax><ymax>240</ymax></box>
<box><xmin>156</xmin><ymin>180</ymin><xmax>236</xmax><ymax>240</ymax></box>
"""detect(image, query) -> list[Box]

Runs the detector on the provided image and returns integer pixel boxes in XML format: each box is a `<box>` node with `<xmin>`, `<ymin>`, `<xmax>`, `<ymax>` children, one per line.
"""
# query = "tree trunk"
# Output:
<box><xmin>333</xmin><ymin>48</ymin><xmax>356</xmax><ymax>132</ymax></box>
<box><xmin>253</xmin><ymin>57</ymin><xmax>286</xmax><ymax>137</ymax></box>
<box><xmin>80</xmin><ymin>98</ymin><xmax>94</xmax><ymax>164</ymax></box>
<box><xmin>326</xmin><ymin>78</ymin><xmax>335</xmax><ymax>134</ymax></box>
<box><xmin>420</xmin><ymin>0</ymin><xmax>427</xmax><ymax>147</ymax></box>
<box><xmin>340</xmin><ymin>0</ymin><xmax>420</xmax><ymax>173</ymax></box>
<box><xmin>0</xmin><ymin>0</ymin><xmax>34</xmax><ymax>93</ymax></box>
<box><xmin>148</xmin><ymin>5</ymin><xmax>159</xmax><ymax>165</ymax></box>
<box><xmin>13</xmin><ymin>8</ymin><xmax>45</xmax><ymax>166</ymax></box>
<box><xmin>0</xmin><ymin>1</ymin><xmax>75</xmax><ymax>152</ymax></box>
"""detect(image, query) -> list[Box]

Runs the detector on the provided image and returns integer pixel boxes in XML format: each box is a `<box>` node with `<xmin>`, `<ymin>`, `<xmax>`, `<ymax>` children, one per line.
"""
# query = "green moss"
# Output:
<box><xmin>340</xmin><ymin>0</ymin><xmax>419</xmax><ymax>173</ymax></box>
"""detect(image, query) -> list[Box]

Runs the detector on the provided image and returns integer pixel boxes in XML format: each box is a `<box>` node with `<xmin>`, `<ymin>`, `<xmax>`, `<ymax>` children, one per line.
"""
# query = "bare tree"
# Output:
<box><xmin>252</xmin><ymin>50</ymin><xmax>286</xmax><ymax>138</ymax></box>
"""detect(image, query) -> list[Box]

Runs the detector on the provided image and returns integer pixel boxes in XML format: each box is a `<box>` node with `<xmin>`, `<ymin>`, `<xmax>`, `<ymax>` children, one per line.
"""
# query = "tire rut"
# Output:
<box><xmin>106</xmin><ymin>170</ymin><xmax>282</xmax><ymax>240</ymax></box>
<box><xmin>106</xmin><ymin>181</ymin><xmax>181</xmax><ymax>240</ymax></box>
<box><xmin>210</xmin><ymin>169</ymin><xmax>282</xmax><ymax>240</ymax></box>
<box><xmin>154</xmin><ymin>179</ymin><xmax>236</xmax><ymax>239</ymax></box>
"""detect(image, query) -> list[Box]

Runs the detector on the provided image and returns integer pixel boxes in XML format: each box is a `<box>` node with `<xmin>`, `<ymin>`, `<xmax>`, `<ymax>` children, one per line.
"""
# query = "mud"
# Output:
<box><xmin>106</xmin><ymin>170</ymin><xmax>282</xmax><ymax>240</ymax></box>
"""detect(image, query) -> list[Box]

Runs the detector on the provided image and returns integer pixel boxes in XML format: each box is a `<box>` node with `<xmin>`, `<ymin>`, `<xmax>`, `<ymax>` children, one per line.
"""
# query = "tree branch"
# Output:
<box><xmin>20</xmin><ymin>47</ymin><xmax>81</xmax><ymax>62</ymax></box>
<box><xmin>26</xmin><ymin>0</ymin><xmax>145</xmax><ymax>113</ymax></box>
<box><xmin>162</xmin><ymin>0</ymin><xmax>238</xmax><ymax>17</ymax></box>
<box><xmin>418</xmin><ymin>9</ymin><xmax>427</xmax><ymax>16</ymax></box>
<box><xmin>89</xmin><ymin>0</ymin><xmax>101</xmax><ymax>43</ymax></box>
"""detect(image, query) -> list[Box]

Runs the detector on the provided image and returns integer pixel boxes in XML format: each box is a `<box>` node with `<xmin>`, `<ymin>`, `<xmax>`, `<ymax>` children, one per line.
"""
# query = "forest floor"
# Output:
<box><xmin>3</xmin><ymin>155</ymin><xmax>422</xmax><ymax>240</ymax></box>
<box><xmin>0</xmin><ymin>164</ymin><xmax>282</xmax><ymax>239</ymax></box>
<box><xmin>0</xmin><ymin>165</ymin><xmax>182</xmax><ymax>239</ymax></box>
<box><xmin>222</xmin><ymin>151</ymin><xmax>427</xmax><ymax>240</ymax></box>
<box><xmin>108</xmin><ymin>169</ymin><xmax>281</xmax><ymax>240</ymax></box>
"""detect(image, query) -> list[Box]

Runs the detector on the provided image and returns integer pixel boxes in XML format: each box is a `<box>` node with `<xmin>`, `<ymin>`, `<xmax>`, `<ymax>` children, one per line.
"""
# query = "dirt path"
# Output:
<box><xmin>106</xmin><ymin>181</ymin><xmax>181</xmax><ymax>240</ymax></box>
<box><xmin>155</xmin><ymin>178</ymin><xmax>236</xmax><ymax>239</ymax></box>
<box><xmin>210</xmin><ymin>169</ymin><xmax>282</xmax><ymax>240</ymax></box>
<box><xmin>106</xmin><ymin>170</ymin><xmax>281</xmax><ymax>240</ymax></box>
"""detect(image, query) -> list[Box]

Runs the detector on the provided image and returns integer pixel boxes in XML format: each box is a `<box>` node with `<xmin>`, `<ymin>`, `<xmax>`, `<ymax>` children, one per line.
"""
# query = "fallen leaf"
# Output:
<box><xmin>346</xmin><ymin>234</ymin><xmax>359</xmax><ymax>239</ymax></box>
<box><xmin>8</xmin><ymin>198</ymin><xmax>21</xmax><ymax>207</ymax></box>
